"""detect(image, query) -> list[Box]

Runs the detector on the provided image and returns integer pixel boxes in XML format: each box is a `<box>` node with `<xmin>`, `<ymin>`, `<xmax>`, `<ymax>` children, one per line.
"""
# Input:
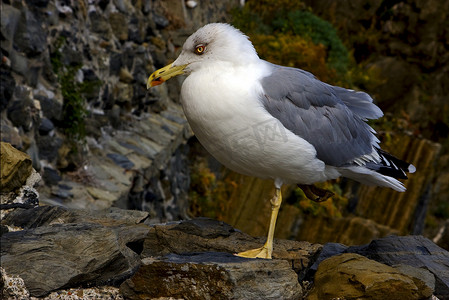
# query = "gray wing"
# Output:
<box><xmin>260</xmin><ymin>63</ymin><xmax>381</xmax><ymax>167</ymax></box>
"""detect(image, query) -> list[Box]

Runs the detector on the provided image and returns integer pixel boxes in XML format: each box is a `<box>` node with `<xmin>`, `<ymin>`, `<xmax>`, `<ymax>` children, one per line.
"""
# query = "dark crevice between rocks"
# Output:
<box><xmin>126</xmin><ymin>240</ymin><xmax>144</xmax><ymax>255</ymax></box>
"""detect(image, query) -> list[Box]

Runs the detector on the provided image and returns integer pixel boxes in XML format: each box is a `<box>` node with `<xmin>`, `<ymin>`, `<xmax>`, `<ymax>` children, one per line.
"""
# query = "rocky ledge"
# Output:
<box><xmin>1</xmin><ymin>144</ymin><xmax>449</xmax><ymax>299</ymax></box>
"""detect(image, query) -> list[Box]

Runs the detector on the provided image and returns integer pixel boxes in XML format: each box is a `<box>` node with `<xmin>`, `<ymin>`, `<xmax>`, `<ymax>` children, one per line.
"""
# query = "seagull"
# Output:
<box><xmin>147</xmin><ymin>23</ymin><xmax>416</xmax><ymax>259</ymax></box>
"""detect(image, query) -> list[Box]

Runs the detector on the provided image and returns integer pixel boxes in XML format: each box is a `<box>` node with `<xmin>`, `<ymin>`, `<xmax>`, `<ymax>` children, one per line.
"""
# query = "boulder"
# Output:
<box><xmin>348</xmin><ymin>235</ymin><xmax>449</xmax><ymax>298</ymax></box>
<box><xmin>0</xmin><ymin>142</ymin><xmax>32</xmax><ymax>193</ymax></box>
<box><xmin>307</xmin><ymin>253</ymin><xmax>432</xmax><ymax>300</ymax></box>
<box><xmin>0</xmin><ymin>206</ymin><xmax>150</xmax><ymax>297</ymax></box>
<box><xmin>121</xmin><ymin>252</ymin><xmax>303</xmax><ymax>300</ymax></box>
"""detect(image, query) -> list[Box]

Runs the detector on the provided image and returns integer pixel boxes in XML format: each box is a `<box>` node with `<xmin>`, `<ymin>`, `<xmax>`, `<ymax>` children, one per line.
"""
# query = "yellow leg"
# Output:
<box><xmin>236</xmin><ymin>188</ymin><xmax>282</xmax><ymax>259</ymax></box>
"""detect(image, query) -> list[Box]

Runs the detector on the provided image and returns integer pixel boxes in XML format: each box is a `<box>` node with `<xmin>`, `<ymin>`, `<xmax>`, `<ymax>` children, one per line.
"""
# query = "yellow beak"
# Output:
<box><xmin>147</xmin><ymin>63</ymin><xmax>187</xmax><ymax>89</ymax></box>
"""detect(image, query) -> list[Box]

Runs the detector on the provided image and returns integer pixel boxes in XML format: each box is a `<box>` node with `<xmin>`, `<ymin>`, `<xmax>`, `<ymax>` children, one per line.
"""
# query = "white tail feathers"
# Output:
<box><xmin>339</xmin><ymin>166</ymin><xmax>407</xmax><ymax>192</ymax></box>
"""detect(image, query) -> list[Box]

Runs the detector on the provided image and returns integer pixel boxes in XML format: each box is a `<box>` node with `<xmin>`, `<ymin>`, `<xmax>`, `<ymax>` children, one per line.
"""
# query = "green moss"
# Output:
<box><xmin>50</xmin><ymin>37</ymin><xmax>101</xmax><ymax>150</ymax></box>
<box><xmin>273</xmin><ymin>10</ymin><xmax>349</xmax><ymax>75</ymax></box>
<box><xmin>231</xmin><ymin>3</ymin><xmax>349</xmax><ymax>79</ymax></box>
<box><xmin>59</xmin><ymin>65</ymin><xmax>87</xmax><ymax>144</ymax></box>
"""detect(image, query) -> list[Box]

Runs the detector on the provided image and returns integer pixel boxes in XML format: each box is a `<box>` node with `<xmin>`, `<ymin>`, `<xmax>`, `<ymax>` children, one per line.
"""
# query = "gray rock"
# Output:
<box><xmin>3</xmin><ymin>205</ymin><xmax>149</xmax><ymax>230</ymax></box>
<box><xmin>1</xmin><ymin>206</ymin><xmax>150</xmax><ymax>297</ymax></box>
<box><xmin>35</xmin><ymin>94</ymin><xmax>63</xmax><ymax>121</ymax></box>
<box><xmin>7</xmin><ymin>97</ymin><xmax>33</xmax><ymax>131</ymax></box>
<box><xmin>88</xmin><ymin>11</ymin><xmax>110</xmax><ymax>36</ymax></box>
<box><xmin>38</xmin><ymin>118</ymin><xmax>54</xmax><ymax>135</ymax></box>
<box><xmin>9</xmin><ymin>49</ymin><xmax>29</xmax><ymax>76</ymax></box>
<box><xmin>106</xmin><ymin>153</ymin><xmax>135</xmax><ymax>169</ymax></box>
<box><xmin>120</xmin><ymin>252</ymin><xmax>303</xmax><ymax>300</ymax></box>
<box><xmin>152</xmin><ymin>13</ymin><xmax>169</xmax><ymax>29</ymax></box>
<box><xmin>37</xmin><ymin>135</ymin><xmax>62</xmax><ymax>162</ymax></box>
<box><xmin>0</xmin><ymin>5</ymin><xmax>21</xmax><ymax>53</ymax></box>
<box><xmin>0</xmin><ymin>121</ymin><xmax>22</xmax><ymax>149</ymax></box>
<box><xmin>0</xmin><ymin>67</ymin><xmax>16</xmax><ymax>111</ymax></box>
<box><xmin>393</xmin><ymin>264</ymin><xmax>435</xmax><ymax>296</ymax></box>
<box><xmin>309</xmin><ymin>242</ymin><xmax>348</xmax><ymax>274</ymax></box>
<box><xmin>13</xmin><ymin>10</ymin><xmax>47</xmax><ymax>56</ymax></box>
<box><xmin>42</xmin><ymin>166</ymin><xmax>61</xmax><ymax>185</ymax></box>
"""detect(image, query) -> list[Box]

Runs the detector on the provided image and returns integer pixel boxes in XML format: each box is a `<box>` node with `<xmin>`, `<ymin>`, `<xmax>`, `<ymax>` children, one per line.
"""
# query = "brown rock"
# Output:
<box><xmin>120</xmin><ymin>252</ymin><xmax>302</xmax><ymax>300</ymax></box>
<box><xmin>307</xmin><ymin>253</ymin><xmax>430</xmax><ymax>300</ymax></box>
<box><xmin>0</xmin><ymin>142</ymin><xmax>32</xmax><ymax>193</ymax></box>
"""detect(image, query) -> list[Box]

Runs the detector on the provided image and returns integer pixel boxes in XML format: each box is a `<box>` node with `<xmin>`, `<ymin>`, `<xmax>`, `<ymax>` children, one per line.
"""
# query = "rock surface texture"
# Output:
<box><xmin>121</xmin><ymin>252</ymin><xmax>302</xmax><ymax>300</ymax></box>
<box><xmin>308</xmin><ymin>253</ymin><xmax>433</xmax><ymax>300</ymax></box>
<box><xmin>0</xmin><ymin>142</ymin><xmax>448</xmax><ymax>299</ymax></box>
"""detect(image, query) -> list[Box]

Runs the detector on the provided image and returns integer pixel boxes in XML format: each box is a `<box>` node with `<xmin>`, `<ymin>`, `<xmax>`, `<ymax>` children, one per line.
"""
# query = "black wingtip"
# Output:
<box><xmin>366</xmin><ymin>149</ymin><xmax>415</xmax><ymax>179</ymax></box>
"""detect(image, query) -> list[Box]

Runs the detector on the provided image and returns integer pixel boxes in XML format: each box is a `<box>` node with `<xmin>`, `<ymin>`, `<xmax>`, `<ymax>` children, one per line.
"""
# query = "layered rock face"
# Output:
<box><xmin>1</xmin><ymin>0</ymin><xmax>239</xmax><ymax>221</ymax></box>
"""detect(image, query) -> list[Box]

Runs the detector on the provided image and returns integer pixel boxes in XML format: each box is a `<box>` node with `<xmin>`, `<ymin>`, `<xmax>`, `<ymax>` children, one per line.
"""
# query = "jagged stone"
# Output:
<box><xmin>307</xmin><ymin>253</ymin><xmax>432</xmax><ymax>300</ymax></box>
<box><xmin>0</xmin><ymin>4</ymin><xmax>21</xmax><ymax>53</ymax></box>
<box><xmin>0</xmin><ymin>217</ymin><xmax>150</xmax><ymax>297</ymax></box>
<box><xmin>2</xmin><ymin>205</ymin><xmax>149</xmax><ymax>229</ymax></box>
<box><xmin>142</xmin><ymin>218</ymin><xmax>322</xmax><ymax>280</ymax></box>
<box><xmin>120</xmin><ymin>252</ymin><xmax>303</xmax><ymax>300</ymax></box>
<box><xmin>393</xmin><ymin>264</ymin><xmax>435</xmax><ymax>297</ymax></box>
<box><xmin>13</xmin><ymin>9</ymin><xmax>47</xmax><ymax>56</ymax></box>
<box><xmin>0</xmin><ymin>142</ymin><xmax>32</xmax><ymax>193</ymax></box>
<box><xmin>38</xmin><ymin>117</ymin><xmax>54</xmax><ymax>135</ymax></box>
<box><xmin>347</xmin><ymin>235</ymin><xmax>449</xmax><ymax>298</ymax></box>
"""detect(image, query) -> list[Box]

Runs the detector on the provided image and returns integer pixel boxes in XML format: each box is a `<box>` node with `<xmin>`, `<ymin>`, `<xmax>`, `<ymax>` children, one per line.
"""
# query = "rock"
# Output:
<box><xmin>347</xmin><ymin>235</ymin><xmax>449</xmax><ymax>298</ymax></box>
<box><xmin>152</xmin><ymin>13</ymin><xmax>169</xmax><ymax>29</ymax></box>
<box><xmin>393</xmin><ymin>264</ymin><xmax>435</xmax><ymax>297</ymax></box>
<box><xmin>35</xmin><ymin>93</ymin><xmax>63</xmax><ymax>121</ymax></box>
<box><xmin>106</xmin><ymin>152</ymin><xmax>135</xmax><ymax>169</ymax></box>
<box><xmin>0</xmin><ymin>66</ymin><xmax>16</xmax><ymax>111</ymax></box>
<box><xmin>308</xmin><ymin>242</ymin><xmax>348</xmax><ymax>274</ymax></box>
<box><xmin>0</xmin><ymin>142</ymin><xmax>32</xmax><ymax>193</ymax></box>
<box><xmin>7</xmin><ymin>86</ymin><xmax>34</xmax><ymax>130</ymax></box>
<box><xmin>142</xmin><ymin>218</ymin><xmax>322</xmax><ymax>280</ymax></box>
<box><xmin>0</xmin><ymin>4</ymin><xmax>21</xmax><ymax>53</ymax></box>
<box><xmin>34</xmin><ymin>286</ymin><xmax>124</xmax><ymax>300</ymax></box>
<box><xmin>13</xmin><ymin>10</ymin><xmax>47</xmax><ymax>56</ymax></box>
<box><xmin>109</xmin><ymin>12</ymin><xmax>128</xmax><ymax>41</ymax></box>
<box><xmin>38</xmin><ymin>117</ymin><xmax>54</xmax><ymax>135</ymax></box>
<box><xmin>307</xmin><ymin>253</ymin><xmax>431</xmax><ymax>300</ymax></box>
<box><xmin>0</xmin><ymin>121</ymin><xmax>22</xmax><ymax>149</ymax></box>
<box><xmin>42</xmin><ymin>166</ymin><xmax>61</xmax><ymax>185</ymax></box>
<box><xmin>2</xmin><ymin>206</ymin><xmax>149</xmax><ymax>229</ymax></box>
<box><xmin>1</xmin><ymin>267</ymin><xmax>30</xmax><ymax>299</ymax></box>
<box><xmin>119</xmin><ymin>67</ymin><xmax>134</xmax><ymax>83</ymax></box>
<box><xmin>36</xmin><ymin>135</ymin><xmax>62</xmax><ymax>162</ymax></box>
<box><xmin>0</xmin><ymin>206</ymin><xmax>150</xmax><ymax>297</ymax></box>
<box><xmin>120</xmin><ymin>252</ymin><xmax>303</xmax><ymax>300</ymax></box>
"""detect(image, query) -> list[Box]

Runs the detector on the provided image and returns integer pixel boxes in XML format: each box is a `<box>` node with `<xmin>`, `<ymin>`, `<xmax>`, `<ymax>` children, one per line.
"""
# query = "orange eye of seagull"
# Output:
<box><xmin>194</xmin><ymin>44</ymin><xmax>206</xmax><ymax>55</ymax></box>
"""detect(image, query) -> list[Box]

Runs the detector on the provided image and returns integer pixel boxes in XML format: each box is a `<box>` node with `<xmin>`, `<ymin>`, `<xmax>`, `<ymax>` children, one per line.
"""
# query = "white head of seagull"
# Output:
<box><xmin>174</xmin><ymin>23</ymin><xmax>259</xmax><ymax>70</ymax></box>
<box><xmin>147</xmin><ymin>23</ymin><xmax>416</xmax><ymax>259</ymax></box>
<box><xmin>147</xmin><ymin>23</ymin><xmax>259</xmax><ymax>87</ymax></box>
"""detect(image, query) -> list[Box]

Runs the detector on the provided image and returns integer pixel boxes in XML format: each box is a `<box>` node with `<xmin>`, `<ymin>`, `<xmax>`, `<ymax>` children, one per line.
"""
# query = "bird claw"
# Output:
<box><xmin>298</xmin><ymin>184</ymin><xmax>334</xmax><ymax>202</ymax></box>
